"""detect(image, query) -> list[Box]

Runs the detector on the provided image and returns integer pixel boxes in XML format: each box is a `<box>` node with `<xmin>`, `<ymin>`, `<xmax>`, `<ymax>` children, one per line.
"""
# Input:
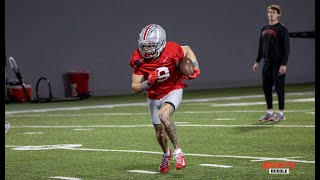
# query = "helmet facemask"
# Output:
<box><xmin>138</xmin><ymin>24</ymin><xmax>166</xmax><ymax>58</ymax></box>
<box><xmin>138</xmin><ymin>40</ymin><xmax>166</xmax><ymax>58</ymax></box>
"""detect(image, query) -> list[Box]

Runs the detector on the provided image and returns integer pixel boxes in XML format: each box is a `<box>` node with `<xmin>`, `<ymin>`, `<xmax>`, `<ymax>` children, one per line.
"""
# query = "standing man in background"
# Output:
<box><xmin>253</xmin><ymin>4</ymin><xmax>290</xmax><ymax>121</ymax></box>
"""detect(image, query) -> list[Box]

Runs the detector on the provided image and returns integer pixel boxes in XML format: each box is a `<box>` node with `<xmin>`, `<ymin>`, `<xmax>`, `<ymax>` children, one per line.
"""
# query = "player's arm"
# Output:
<box><xmin>131</xmin><ymin>71</ymin><xmax>158</xmax><ymax>94</ymax></box>
<box><xmin>181</xmin><ymin>46</ymin><xmax>199</xmax><ymax>69</ymax></box>
<box><xmin>253</xmin><ymin>29</ymin><xmax>263</xmax><ymax>72</ymax></box>
<box><xmin>131</xmin><ymin>74</ymin><xmax>144</xmax><ymax>94</ymax></box>
<box><xmin>181</xmin><ymin>45</ymin><xmax>200</xmax><ymax>79</ymax></box>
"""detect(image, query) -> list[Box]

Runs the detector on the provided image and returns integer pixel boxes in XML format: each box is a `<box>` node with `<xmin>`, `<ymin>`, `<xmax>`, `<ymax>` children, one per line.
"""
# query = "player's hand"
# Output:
<box><xmin>253</xmin><ymin>63</ymin><xmax>259</xmax><ymax>72</ymax></box>
<box><xmin>184</xmin><ymin>67</ymin><xmax>200</xmax><ymax>80</ymax></box>
<box><xmin>147</xmin><ymin>70</ymin><xmax>158</xmax><ymax>85</ymax></box>
<box><xmin>278</xmin><ymin>65</ymin><xmax>287</xmax><ymax>75</ymax></box>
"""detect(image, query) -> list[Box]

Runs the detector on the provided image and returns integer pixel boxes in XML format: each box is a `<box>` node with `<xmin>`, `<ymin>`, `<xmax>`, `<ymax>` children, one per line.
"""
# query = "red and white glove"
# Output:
<box><xmin>184</xmin><ymin>68</ymin><xmax>200</xmax><ymax>80</ymax></box>
<box><xmin>147</xmin><ymin>70</ymin><xmax>158</xmax><ymax>85</ymax></box>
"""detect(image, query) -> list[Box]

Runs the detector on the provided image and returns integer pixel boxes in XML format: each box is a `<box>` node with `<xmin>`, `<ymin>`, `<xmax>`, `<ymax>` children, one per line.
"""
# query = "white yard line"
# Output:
<box><xmin>5</xmin><ymin>110</ymin><xmax>314</xmax><ymax>118</ymax></box>
<box><xmin>5</xmin><ymin>103</ymin><xmax>147</xmax><ymax>115</ymax></box>
<box><xmin>5</xmin><ymin>91</ymin><xmax>314</xmax><ymax>115</ymax></box>
<box><xmin>19</xmin><ymin>132</ymin><xmax>43</xmax><ymax>134</ymax></box>
<box><xmin>176</xmin><ymin>124</ymin><xmax>315</xmax><ymax>128</ymax></box>
<box><xmin>177</xmin><ymin>110</ymin><xmax>313</xmax><ymax>113</ymax></box>
<box><xmin>214</xmin><ymin>118</ymin><xmax>236</xmax><ymax>121</ymax></box>
<box><xmin>305</xmin><ymin>112</ymin><xmax>315</xmax><ymax>115</ymax></box>
<box><xmin>50</xmin><ymin>176</ymin><xmax>82</xmax><ymax>180</ymax></box>
<box><xmin>5</xmin><ymin>144</ymin><xmax>314</xmax><ymax>164</ymax></box>
<box><xmin>73</xmin><ymin>129</ymin><xmax>93</xmax><ymax>131</ymax></box>
<box><xmin>6</xmin><ymin>113</ymin><xmax>149</xmax><ymax>117</ymax></box>
<box><xmin>251</xmin><ymin>156</ymin><xmax>301</xmax><ymax>162</ymax></box>
<box><xmin>209</xmin><ymin>98</ymin><xmax>314</xmax><ymax>107</ymax></box>
<box><xmin>9</xmin><ymin>124</ymin><xmax>315</xmax><ymax>128</ymax></box>
<box><xmin>200</xmin><ymin>164</ymin><xmax>233</xmax><ymax>168</ymax></box>
<box><xmin>10</xmin><ymin>125</ymin><xmax>152</xmax><ymax>128</ymax></box>
<box><xmin>127</xmin><ymin>170</ymin><xmax>160</xmax><ymax>174</ymax></box>
<box><xmin>182</xmin><ymin>91</ymin><xmax>314</xmax><ymax>103</ymax></box>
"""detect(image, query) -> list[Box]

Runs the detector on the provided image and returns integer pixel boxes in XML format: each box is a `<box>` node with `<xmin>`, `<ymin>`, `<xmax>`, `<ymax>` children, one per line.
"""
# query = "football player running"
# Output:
<box><xmin>130</xmin><ymin>24</ymin><xmax>200</xmax><ymax>173</ymax></box>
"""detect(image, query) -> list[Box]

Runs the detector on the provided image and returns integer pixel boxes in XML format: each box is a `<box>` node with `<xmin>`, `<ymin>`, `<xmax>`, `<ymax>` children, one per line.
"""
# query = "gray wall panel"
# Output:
<box><xmin>5</xmin><ymin>0</ymin><xmax>315</xmax><ymax>98</ymax></box>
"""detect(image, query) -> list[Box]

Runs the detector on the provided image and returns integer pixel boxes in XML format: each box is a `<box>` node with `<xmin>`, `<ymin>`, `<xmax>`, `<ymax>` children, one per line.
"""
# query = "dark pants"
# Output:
<box><xmin>262</xmin><ymin>61</ymin><xmax>285</xmax><ymax>110</ymax></box>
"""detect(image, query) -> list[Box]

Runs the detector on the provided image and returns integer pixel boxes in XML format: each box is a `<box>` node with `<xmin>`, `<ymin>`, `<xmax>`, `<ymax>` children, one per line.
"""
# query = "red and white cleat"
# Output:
<box><xmin>159</xmin><ymin>149</ymin><xmax>172</xmax><ymax>173</ymax></box>
<box><xmin>175</xmin><ymin>153</ymin><xmax>186</xmax><ymax>170</ymax></box>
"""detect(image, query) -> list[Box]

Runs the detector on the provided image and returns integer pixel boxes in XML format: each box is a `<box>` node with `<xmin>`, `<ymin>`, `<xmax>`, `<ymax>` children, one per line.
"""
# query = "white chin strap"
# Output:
<box><xmin>154</xmin><ymin>51</ymin><xmax>160</xmax><ymax>58</ymax></box>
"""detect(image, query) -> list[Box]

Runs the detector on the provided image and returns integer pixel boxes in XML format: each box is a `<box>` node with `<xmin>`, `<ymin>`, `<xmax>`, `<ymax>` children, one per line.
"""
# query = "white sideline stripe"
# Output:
<box><xmin>210</xmin><ymin>102</ymin><xmax>265</xmax><ymax>107</ymax></box>
<box><xmin>177</xmin><ymin>110</ymin><xmax>313</xmax><ymax>113</ymax></box>
<box><xmin>10</xmin><ymin>124</ymin><xmax>315</xmax><ymax>128</ymax></box>
<box><xmin>11</xmin><ymin>125</ymin><xmax>151</xmax><ymax>128</ymax></box>
<box><xmin>177</xmin><ymin>124</ymin><xmax>315</xmax><ymax>128</ymax></box>
<box><xmin>306</xmin><ymin>112</ymin><xmax>315</xmax><ymax>115</ymax></box>
<box><xmin>200</xmin><ymin>164</ymin><xmax>233</xmax><ymax>168</ymax></box>
<box><xmin>209</xmin><ymin>98</ymin><xmax>314</xmax><ymax>107</ymax></box>
<box><xmin>5</xmin><ymin>110</ymin><xmax>314</xmax><ymax>118</ymax></box>
<box><xmin>73</xmin><ymin>129</ymin><xmax>93</xmax><ymax>131</ymax></box>
<box><xmin>5</xmin><ymin>103</ymin><xmax>147</xmax><ymax>115</ymax></box>
<box><xmin>214</xmin><ymin>118</ymin><xmax>236</xmax><ymax>120</ymax></box>
<box><xmin>6</xmin><ymin>113</ymin><xmax>149</xmax><ymax>117</ymax></box>
<box><xmin>289</xmin><ymin>98</ymin><xmax>315</xmax><ymax>102</ymax></box>
<box><xmin>128</xmin><ymin>170</ymin><xmax>159</xmax><ymax>174</ymax></box>
<box><xmin>182</xmin><ymin>91</ymin><xmax>314</xmax><ymax>102</ymax></box>
<box><xmin>19</xmin><ymin>132</ymin><xmax>43</xmax><ymax>134</ymax></box>
<box><xmin>185</xmin><ymin>153</ymin><xmax>314</xmax><ymax>164</ymax></box>
<box><xmin>5</xmin><ymin>91</ymin><xmax>314</xmax><ymax>115</ymax></box>
<box><xmin>5</xmin><ymin>144</ymin><xmax>314</xmax><ymax>164</ymax></box>
<box><xmin>50</xmin><ymin>176</ymin><xmax>82</xmax><ymax>180</ymax></box>
<box><xmin>251</xmin><ymin>156</ymin><xmax>301</xmax><ymax>162</ymax></box>
<box><xmin>6</xmin><ymin>144</ymin><xmax>83</xmax><ymax>150</ymax></box>
<box><xmin>174</xmin><ymin>122</ymin><xmax>191</xmax><ymax>124</ymax></box>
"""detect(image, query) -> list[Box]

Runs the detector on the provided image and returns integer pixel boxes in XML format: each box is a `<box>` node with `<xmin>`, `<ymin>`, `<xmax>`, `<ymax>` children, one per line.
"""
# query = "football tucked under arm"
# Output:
<box><xmin>178</xmin><ymin>57</ymin><xmax>200</xmax><ymax>80</ymax></box>
<box><xmin>178</xmin><ymin>57</ymin><xmax>194</xmax><ymax>76</ymax></box>
<box><xmin>180</xmin><ymin>46</ymin><xmax>200</xmax><ymax>79</ymax></box>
